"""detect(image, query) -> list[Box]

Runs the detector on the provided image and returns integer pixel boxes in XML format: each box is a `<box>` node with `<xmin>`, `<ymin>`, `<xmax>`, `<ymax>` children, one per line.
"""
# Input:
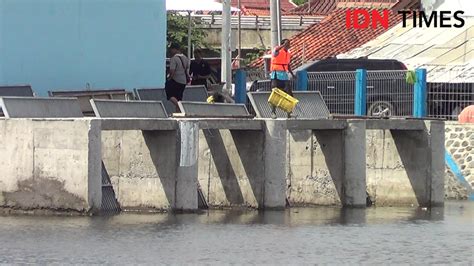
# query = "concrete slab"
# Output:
<box><xmin>102</xmin><ymin>130</ymin><xmax>178</xmax><ymax>210</ymax></box>
<box><xmin>99</xmin><ymin>118</ymin><xmax>177</xmax><ymax>131</ymax></box>
<box><xmin>0</xmin><ymin>85</ymin><xmax>34</xmax><ymax>97</ymax></box>
<box><xmin>0</xmin><ymin>118</ymin><xmax>102</xmax><ymax>213</ymax></box>
<box><xmin>0</xmin><ymin>97</ymin><xmax>83</xmax><ymax>118</ymax></box>
<box><xmin>90</xmin><ymin>99</ymin><xmax>167</xmax><ymax>118</ymax></box>
<box><xmin>198</xmin><ymin>129</ymin><xmax>265</xmax><ymax>208</ymax></box>
<box><xmin>49</xmin><ymin>89</ymin><xmax>132</xmax><ymax>115</ymax></box>
<box><xmin>178</xmin><ymin>101</ymin><xmax>251</xmax><ymax>118</ymax></box>
<box><xmin>286</xmin><ymin>119</ymin><xmax>347</xmax><ymax>130</ymax></box>
<box><xmin>197</xmin><ymin>119</ymin><xmax>263</xmax><ymax>130</ymax></box>
<box><xmin>248</xmin><ymin>91</ymin><xmax>330</xmax><ymax>119</ymax></box>
<box><xmin>366</xmin><ymin>119</ymin><xmax>427</xmax><ymax>130</ymax></box>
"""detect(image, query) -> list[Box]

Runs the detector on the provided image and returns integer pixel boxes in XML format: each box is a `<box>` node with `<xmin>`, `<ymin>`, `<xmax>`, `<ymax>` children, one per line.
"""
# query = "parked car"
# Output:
<box><xmin>297</xmin><ymin>58</ymin><xmax>407</xmax><ymax>72</ymax></box>
<box><xmin>254</xmin><ymin>58</ymin><xmax>410</xmax><ymax>117</ymax></box>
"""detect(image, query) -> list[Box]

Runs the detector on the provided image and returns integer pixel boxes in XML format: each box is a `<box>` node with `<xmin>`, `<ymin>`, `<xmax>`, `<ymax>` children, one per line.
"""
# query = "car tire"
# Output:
<box><xmin>368</xmin><ymin>101</ymin><xmax>395</xmax><ymax>117</ymax></box>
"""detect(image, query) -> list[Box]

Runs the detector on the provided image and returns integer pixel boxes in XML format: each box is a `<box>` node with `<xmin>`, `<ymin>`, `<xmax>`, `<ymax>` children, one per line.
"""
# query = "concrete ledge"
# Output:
<box><xmin>0</xmin><ymin>97</ymin><xmax>83</xmax><ymax>118</ymax></box>
<box><xmin>366</xmin><ymin>119</ymin><xmax>427</xmax><ymax>130</ymax></box>
<box><xmin>195</xmin><ymin>119</ymin><xmax>263</xmax><ymax>130</ymax></box>
<box><xmin>286</xmin><ymin>119</ymin><xmax>347</xmax><ymax>130</ymax></box>
<box><xmin>100</xmin><ymin>118</ymin><xmax>177</xmax><ymax>131</ymax></box>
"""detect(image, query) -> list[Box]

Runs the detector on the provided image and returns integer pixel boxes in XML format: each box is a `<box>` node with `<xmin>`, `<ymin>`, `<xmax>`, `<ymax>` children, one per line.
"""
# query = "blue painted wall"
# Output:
<box><xmin>0</xmin><ymin>0</ymin><xmax>166</xmax><ymax>96</ymax></box>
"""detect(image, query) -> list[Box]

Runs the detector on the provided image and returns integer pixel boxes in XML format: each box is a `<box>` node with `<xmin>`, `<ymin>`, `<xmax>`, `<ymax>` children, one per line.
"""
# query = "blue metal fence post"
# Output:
<box><xmin>355</xmin><ymin>69</ymin><xmax>367</xmax><ymax>116</ymax></box>
<box><xmin>413</xmin><ymin>68</ymin><xmax>427</xmax><ymax>118</ymax></box>
<box><xmin>296</xmin><ymin>70</ymin><xmax>308</xmax><ymax>91</ymax></box>
<box><xmin>235</xmin><ymin>69</ymin><xmax>247</xmax><ymax>104</ymax></box>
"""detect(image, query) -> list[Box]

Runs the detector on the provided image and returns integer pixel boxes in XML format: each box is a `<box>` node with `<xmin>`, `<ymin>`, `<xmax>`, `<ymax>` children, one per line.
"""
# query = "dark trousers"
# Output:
<box><xmin>271</xmin><ymin>79</ymin><xmax>293</xmax><ymax>96</ymax></box>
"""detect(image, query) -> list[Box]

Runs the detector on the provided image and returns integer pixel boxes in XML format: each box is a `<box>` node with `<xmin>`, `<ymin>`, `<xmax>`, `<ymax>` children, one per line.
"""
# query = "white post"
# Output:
<box><xmin>276</xmin><ymin>0</ymin><xmax>282</xmax><ymax>44</ymax></box>
<box><xmin>270</xmin><ymin>0</ymin><xmax>279</xmax><ymax>49</ymax></box>
<box><xmin>187</xmin><ymin>11</ymin><xmax>192</xmax><ymax>59</ymax></box>
<box><xmin>237</xmin><ymin>0</ymin><xmax>241</xmax><ymax>68</ymax></box>
<box><xmin>221</xmin><ymin>0</ymin><xmax>232</xmax><ymax>93</ymax></box>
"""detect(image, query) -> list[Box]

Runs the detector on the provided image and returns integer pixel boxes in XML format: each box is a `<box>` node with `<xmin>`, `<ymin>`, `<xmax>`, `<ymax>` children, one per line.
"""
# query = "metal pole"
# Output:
<box><xmin>187</xmin><ymin>11</ymin><xmax>192</xmax><ymax>58</ymax></box>
<box><xmin>276</xmin><ymin>0</ymin><xmax>282</xmax><ymax>44</ymax></box>
<box><xmin>270</xmin><ymin>0</ymin><xmax>278</xmax><ymax>49</ymax></box>
<box><xmin>221</xmin><ymin>0</ymin><xmax>232</xmax><ymax>93</ymax></box>
<box><xmin>238</xmin><ymin>0</ymin><xmax>241</xmax><ymax>68</ymax></box>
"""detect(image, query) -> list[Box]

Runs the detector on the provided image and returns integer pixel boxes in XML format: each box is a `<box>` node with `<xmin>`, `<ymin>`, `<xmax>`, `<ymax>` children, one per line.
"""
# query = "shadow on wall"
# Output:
<box><xmin>143</xmin><ymin>130</ymin><xmax>178</xmax><ymax>208</ymax></box>
<box><xmin>202</xmin><ymin>129</ymin><xmax>265</xmax><ymax>207</ymax></box>
<box><xmin>203</xmin><ymin>129</ymin><xmax>245</xmax><ymax>205</ymax></box>
<box><xmin>391</xmin><ymin>128</ymin><xmax>430</xmax><ymax>207</ymax></box>
<box><xmin>314</xmin><ymin>130</ymin><xmax>345</xmax><ymax>202</ymax></box>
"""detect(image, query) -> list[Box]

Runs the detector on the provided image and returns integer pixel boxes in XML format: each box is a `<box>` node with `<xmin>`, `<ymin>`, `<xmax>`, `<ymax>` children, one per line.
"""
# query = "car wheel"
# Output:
<box><xmin>368</xmin><ymin>101</ymin><xmax>394</xmax><ymax>117</ymax></box>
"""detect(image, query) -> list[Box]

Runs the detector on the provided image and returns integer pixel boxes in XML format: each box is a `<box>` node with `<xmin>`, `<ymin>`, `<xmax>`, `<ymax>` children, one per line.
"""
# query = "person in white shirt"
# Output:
<box><xmin>165</xmin><ymin>43</ymin><xmax>190</xmax><ymax>112</ymax></box>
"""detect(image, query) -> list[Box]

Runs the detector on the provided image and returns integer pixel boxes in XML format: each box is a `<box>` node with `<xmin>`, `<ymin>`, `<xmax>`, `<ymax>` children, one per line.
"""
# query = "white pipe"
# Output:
<box><xmin>238</xmin><ymin>0</ymin><xmax>241</xmax><ymax>66</ymax></box>
<box><xmin>276</xmin><ymin>0</ymin><xmax>281</xmax><ymax>44</ymax></box>
<box><xmin>221</xmin><ymin>0</ymin><xmax>232</xmax><ymax>93</ymax></box>
<box><xmin>270</xmin><ymin>0</ymin><xmax>278</xmax><ymax>49</ymax></box>
<box><xmin>187</xmin><ymin>11</ymin><xmax>192</xmax><ymax>58</ymax></box>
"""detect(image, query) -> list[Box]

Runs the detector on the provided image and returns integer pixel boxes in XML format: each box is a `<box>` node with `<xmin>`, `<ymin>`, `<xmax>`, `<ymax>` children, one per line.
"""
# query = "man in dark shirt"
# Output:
<box><xmin>190</xmin><ymin>49</ymin><xmax>211</xmax><ymax>88</ymax></box>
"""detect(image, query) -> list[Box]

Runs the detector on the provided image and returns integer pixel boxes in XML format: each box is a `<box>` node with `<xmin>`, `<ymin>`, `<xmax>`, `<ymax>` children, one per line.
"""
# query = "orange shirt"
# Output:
<box><xmin>271</xmin><ymin>48</ymin><xmax>291</xmax><ymax>72</ymax></box>
<box><xmin>458</xmin><ymin>105</ymin><xmax>474</xmax><ymax>123</ymax></box>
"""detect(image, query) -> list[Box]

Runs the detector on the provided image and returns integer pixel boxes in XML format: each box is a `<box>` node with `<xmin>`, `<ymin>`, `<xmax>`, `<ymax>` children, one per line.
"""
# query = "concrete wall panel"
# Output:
<box><xmin>0</xmin><ymin>119</ymin><xmax>101</xmax><ymax>212</ymax></box>
<box><xmin>198</xmin><ymin>129</ymin><xmax>265</xmax><ymax>208</ymax></box>
<box><xmin>286</xmin><ymin>130</ymin><xmax>342</xmax><ymax>206</ymax></box>
<box><xmin>101</xmin><ymin>130</ymin><xmax>177</xmax><ymax>210</ymax></box>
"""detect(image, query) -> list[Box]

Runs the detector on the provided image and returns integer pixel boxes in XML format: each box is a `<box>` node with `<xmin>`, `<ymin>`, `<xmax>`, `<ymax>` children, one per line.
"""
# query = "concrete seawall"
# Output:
<box><xmin>366</xmin><ymin>122</ymin><xmax>445</xmax><ymax>206</ymax></box>
<box><xmin>0</xmin><ymin>118</ymin><xmax>447</xmax><ymax>213</ymax></box>
<box><xmin>196</xmin><ymin>120</ymin><xmax>444</xmax><ymax>208</ymax></box>
<box><xmin>102</xmin><ymin>130</ymin><xmax>177</xmax><ymax>210</ymax></box>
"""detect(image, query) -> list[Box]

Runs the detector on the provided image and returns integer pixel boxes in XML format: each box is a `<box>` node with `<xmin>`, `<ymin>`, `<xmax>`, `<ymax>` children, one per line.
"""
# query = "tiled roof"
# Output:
<box><xmin>220</xmin><ymin>0</ymin><xmax>297</xmax><ymax>16</ymax></box>
<box><xmin>337</xmin><ymin>0</ymin><xmax>398</xmax><ymax>8</ymax></box>
<box><xmin>249</xmin><ymin>8</ymin><xmax>403</xmax><ymax>68</ymax></box>
<box><xmin>286</xmin><ymin>0</ymin><xmax>337</xmax><ymax>15</ymax></box>
<box><xmin>286</xmin><ymin>0</ymin><xmax>399</xmax><ymax>15</ymax></box>
<box><xmin>239</xmin><ymin>7</ymin><xmax>274</xmax><ymax>16</ymax></box>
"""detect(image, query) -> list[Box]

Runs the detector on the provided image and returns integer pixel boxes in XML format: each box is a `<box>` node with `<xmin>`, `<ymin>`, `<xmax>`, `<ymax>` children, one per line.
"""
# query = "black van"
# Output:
<box><xmin>254</xmin><ymin>58</ymin><xmax>410</xmax><ymax>116</ymax></box>
<box><xmin>298</xmin><ymin>58</ymin><xmax>407</xmax><ymax>72</ymax></box>
<box><xmin>304</xmin><ymin>58</ymin><xmax>411</xmax><ymax>116</ymax></box>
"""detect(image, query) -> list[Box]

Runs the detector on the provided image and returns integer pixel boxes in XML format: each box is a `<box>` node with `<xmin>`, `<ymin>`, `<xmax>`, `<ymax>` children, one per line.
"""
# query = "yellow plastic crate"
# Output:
<box><xmin>268</xmin><ymin>88</ymin><xmax>299</xmax><ymax>113</ymax></box>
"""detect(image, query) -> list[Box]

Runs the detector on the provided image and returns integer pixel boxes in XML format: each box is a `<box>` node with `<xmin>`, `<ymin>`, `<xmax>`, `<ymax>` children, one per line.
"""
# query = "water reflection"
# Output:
<box><xmin>0</xmin><ymin>202</ymin><xmax>471</xmax><ymax>264</ymax></box>
<box><xmin>92</xmin><ymin>205</ymin><xmax>446</xmax><ymax>229</ymax></box>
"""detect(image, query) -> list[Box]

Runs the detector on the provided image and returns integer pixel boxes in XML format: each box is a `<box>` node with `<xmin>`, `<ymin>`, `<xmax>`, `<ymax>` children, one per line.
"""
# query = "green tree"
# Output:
<box><xmin>167</xmin><ymin>12</ymin><xmax>208</xmax><ymax>56</ymax></box>
<box><xmin>292</xmin><ymin>0</ymin><xmax>308</xmax><ymax>5</ymax></box>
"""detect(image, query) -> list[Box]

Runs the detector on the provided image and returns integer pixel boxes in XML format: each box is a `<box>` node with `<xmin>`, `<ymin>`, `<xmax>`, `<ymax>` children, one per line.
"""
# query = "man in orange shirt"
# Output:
<box><xmin>458</xmin><ymin>105</ymin><xmax>474</xmax><ymax>123</ymax></box>
<box><xmin>270</xmin><ymin>39</ymin><xmax>295</xmax><ymax>118</ymax></box>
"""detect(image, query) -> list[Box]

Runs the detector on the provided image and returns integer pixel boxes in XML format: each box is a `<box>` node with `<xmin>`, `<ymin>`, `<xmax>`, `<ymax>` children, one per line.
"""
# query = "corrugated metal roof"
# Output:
<box><xmin>338</xmin><ymin>13</ymin><xmax>474</xmax><ymax>83</ymax></box>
